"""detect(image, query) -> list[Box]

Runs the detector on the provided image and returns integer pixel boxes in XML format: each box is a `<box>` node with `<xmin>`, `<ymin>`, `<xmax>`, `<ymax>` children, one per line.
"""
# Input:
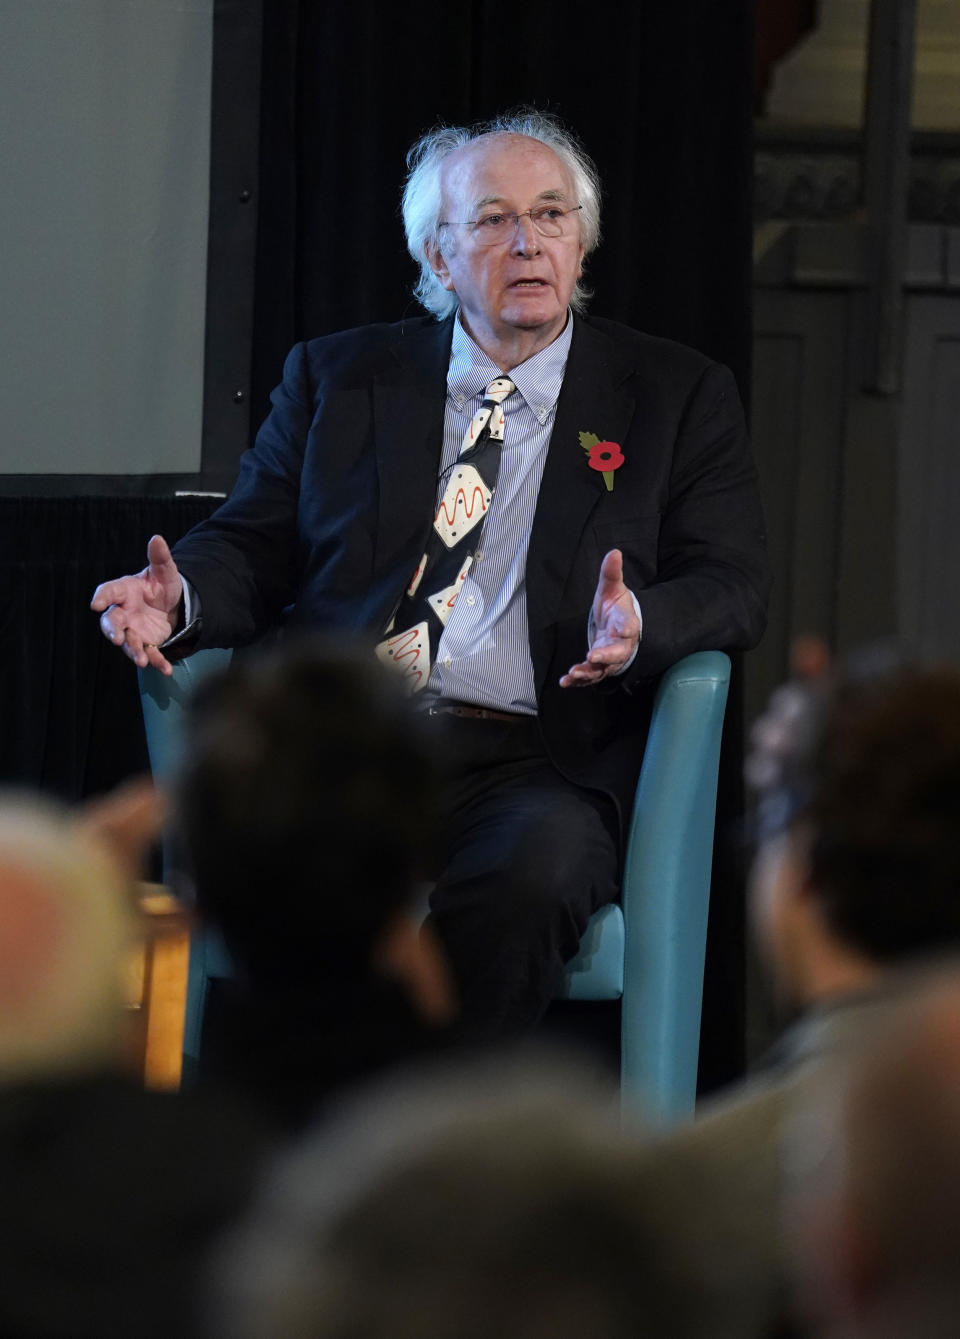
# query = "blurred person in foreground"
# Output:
<box><xmin>788</xmin><ymin>969</ymin><xmax>960</xmax><ymax>1339</ymax></box>
<box><xmin>172</xmin><ymin>637</ymin><xmax>456</xmax><ymax>1132</ymax></box>
<box><xmin>210</xmin><ymin>1058</ymin><xmax>713</xmax><ymax>1339</ymax></box>
<box><xmin>628</xmin><ymin>645</ymin><xmax>960</xmax><ymax>1338</ymax></box>
<box><xmin>0</xmin><ymin>791</ymin><xmax>269</xmax><ymax>1339</ymax></box>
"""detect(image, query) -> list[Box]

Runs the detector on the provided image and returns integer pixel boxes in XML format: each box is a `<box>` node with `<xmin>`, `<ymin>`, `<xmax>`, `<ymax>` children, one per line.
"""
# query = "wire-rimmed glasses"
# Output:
<box><xmin>437</xmin><ymin>204</ymin><xmax>583</xmax><ymax>247</ymax></box>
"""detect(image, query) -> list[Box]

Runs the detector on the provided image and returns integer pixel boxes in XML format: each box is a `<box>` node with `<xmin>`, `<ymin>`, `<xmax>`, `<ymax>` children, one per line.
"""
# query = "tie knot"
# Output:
<box><xmin>484</xmin><ymin>377</ymin><xmax>515</xmax><ymax>406</ymax></box>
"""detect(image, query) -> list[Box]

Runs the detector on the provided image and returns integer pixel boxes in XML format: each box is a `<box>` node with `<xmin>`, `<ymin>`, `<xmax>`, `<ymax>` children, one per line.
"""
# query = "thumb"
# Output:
<box><xmin>146</xmin><ymin>533</ymin><xmax>175</xmax><ymax>575</ymax></box>
<box><xmin>600</xmin><ymin>548</ymin><xmax>624</xmax><ymax>589</ymax></box>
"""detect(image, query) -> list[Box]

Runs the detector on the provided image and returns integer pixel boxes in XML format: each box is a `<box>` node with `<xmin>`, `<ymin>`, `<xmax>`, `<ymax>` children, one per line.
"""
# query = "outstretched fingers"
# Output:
<box><xmin>559</xmin><ymin>660</ymin><xmax>609</xmax><ymax>688</ymax></box>
<box><xmin>560</xmin><ymin>549</ymin><xmax>640</xmax><ymax>689</ymax></box>
<box><xmin>121</xmin><ymin>625</ymin><xmax>174</xmax><ymax>676</ymax></box>
<box><xmin>91</xmin><ymin>577</ymin><xmax>134</xmax><ymax>617</ymax></box>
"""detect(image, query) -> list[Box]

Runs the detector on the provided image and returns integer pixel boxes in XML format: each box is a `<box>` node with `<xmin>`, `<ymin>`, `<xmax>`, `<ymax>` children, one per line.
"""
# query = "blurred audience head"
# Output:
<box><xmin>788</xmin><ymin>967</ymin><xmax>960</xmax><ymax>1338</ymax></box>
<box><xmin>745</xmin><ymin>643</ymin><xmax>960</xmax><ymax>1006</ymax></box>
<box><xmin>174</xmin><ymin>636</ymin><xmax>452</xmax><ymax>1021</ymax></box>
<box><xmin>212</xmin><ymin>1057</ymin><xmax>710</xmax><ymax>1339</ymax></box>
<box><xmin>0</xmin><ymin>793</ymin><xmax>134</xmax><ymax>1083</ymax></box>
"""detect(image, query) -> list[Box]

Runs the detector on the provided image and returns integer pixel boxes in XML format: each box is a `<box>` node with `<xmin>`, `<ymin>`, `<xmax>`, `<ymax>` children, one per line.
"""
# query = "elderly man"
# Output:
<box><xmin>92</xmin><ymin>110</ymin><xmax>769</xmax><ymax>1041</ymax></box>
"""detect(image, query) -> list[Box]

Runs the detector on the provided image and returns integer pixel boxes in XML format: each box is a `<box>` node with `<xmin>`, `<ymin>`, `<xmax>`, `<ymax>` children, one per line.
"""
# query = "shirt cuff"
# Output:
<box><xmin>160</xmin><ymin>577</ymin><xmax>201</xmax><ymax>650</ymax></box>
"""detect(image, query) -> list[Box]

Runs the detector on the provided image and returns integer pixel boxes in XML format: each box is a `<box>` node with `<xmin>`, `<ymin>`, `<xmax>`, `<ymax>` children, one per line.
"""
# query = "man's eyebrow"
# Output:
<box><xmin>471</xmin><ymin>187</ymin><xmax>571</xmax><ymax>211</ymax></box>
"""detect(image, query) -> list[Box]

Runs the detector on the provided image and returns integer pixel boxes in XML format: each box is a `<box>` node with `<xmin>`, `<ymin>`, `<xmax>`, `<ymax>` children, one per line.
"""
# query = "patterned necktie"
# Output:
<box><xmin>376</xmin><ymin>376</ymin><xmax>515</xmax><ymax>692</ymax></box>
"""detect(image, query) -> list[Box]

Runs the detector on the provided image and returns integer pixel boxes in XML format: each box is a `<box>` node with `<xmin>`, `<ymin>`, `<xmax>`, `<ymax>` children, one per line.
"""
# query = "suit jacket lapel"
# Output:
<box><xmin>372</xmin><ymin>317</ymin><xmax>454</xmax><ymax>576</ymax></box>
<box><xmin>526</xmin><ymin>317</ymin><xmax>637</xmax><ymax>653</ymax></box>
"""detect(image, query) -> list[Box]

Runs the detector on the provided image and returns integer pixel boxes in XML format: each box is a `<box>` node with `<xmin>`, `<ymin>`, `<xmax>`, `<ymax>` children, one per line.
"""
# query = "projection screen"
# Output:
<box><xmin>0</xmin><ymin>0</ymin><xmax>212</xmax><ymax>475</ymax></box>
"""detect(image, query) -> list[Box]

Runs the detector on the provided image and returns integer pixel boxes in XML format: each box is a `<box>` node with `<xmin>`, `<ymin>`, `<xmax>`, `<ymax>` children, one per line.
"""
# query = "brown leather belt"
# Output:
<box><xmin>423</xmin><ymin>700</ymin><xmax>530</xmax><ymax>724</ymax></box>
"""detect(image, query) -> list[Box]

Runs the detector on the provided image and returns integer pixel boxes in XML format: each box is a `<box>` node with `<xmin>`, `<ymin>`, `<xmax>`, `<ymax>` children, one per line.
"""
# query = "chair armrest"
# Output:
<box><xmin>620</xmin><ymin>650</ymin><xmax>731</xmax><ymax>1120</ymax></box>
<box><xmin>138</xmin><ymin>649</ymin><xmax>235</xmax><ymax>1067</ymax></box>
<box><xmin>138</xmin><ymin>648</ymin><xmax>234</xmax><ymax>783</ymax></box>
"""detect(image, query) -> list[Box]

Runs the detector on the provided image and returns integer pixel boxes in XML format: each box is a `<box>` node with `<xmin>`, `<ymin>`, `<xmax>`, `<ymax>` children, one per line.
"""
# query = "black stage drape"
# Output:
<box><xmin>1</xmin><ymin>498</ymin><xmax>218</xmax><ymax>800</ymax></box>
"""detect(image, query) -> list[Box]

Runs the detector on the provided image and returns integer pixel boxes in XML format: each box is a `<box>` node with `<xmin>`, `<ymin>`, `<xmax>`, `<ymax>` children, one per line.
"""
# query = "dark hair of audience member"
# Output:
<box><xmin>751</xmin><ymin>650</ymin><xmax>960</xmax><ymax>964</ymax></box>
<box><xmin>175</xmin><ymin>638</ymin><xmax>436</xmax><ymax>986</ymax></box>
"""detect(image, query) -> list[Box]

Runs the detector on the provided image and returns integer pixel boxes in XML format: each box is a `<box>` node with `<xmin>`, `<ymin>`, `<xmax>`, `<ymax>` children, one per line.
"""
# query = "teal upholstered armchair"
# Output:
<box><xmin>140</xmin><ymin>648</ymin><xmax>729</xmax><ymax>1124</ymax></box>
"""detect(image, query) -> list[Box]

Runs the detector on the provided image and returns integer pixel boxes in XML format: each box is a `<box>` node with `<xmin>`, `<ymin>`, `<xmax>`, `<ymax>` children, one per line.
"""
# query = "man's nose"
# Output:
<box><xmin>510</xmin><ymin>212</ymin><xmax>541</xmax><ymax>255</ymax></box>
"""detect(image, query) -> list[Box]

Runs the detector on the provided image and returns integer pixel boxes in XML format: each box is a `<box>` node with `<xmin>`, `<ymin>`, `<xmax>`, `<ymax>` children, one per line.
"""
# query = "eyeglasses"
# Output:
<box><xmin>437</xmin><ymin>204</ymin><xmax>583</xmax><ymax>247</ymax></box>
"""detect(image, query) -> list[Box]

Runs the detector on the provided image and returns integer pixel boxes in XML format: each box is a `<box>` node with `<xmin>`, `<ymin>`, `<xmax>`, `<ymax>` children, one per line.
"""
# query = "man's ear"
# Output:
<box><xmin>425</xmin><ymin>240</ymin><xmax>455</xmax><ymax>293</ymax></box>
<box><xmin>373</xmin><ymin>910</ymin><xmax>457</xmax><ymax>1027</ymax></box>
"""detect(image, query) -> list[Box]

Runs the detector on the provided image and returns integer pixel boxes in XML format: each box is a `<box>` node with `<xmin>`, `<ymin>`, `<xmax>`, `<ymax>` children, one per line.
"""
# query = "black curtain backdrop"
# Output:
<box><xmin>0</xmin><ymin>498</ymin><xmax>218</xmax><ymax>800</ymax></box>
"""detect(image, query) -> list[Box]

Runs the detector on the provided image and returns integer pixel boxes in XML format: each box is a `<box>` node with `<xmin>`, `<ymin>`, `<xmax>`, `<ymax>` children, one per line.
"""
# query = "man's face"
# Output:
<box><xmin>427</xmin><ymin>134</ymin><xmax>585</xmax><ymax>361</ymax></box>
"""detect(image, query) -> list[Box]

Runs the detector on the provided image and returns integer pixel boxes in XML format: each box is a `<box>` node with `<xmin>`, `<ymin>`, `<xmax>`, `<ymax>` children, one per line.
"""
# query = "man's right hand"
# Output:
<box><xmin>90</xmin><ymin>534</ymin><xmax>183</xmax><ymax>676</ymax></box>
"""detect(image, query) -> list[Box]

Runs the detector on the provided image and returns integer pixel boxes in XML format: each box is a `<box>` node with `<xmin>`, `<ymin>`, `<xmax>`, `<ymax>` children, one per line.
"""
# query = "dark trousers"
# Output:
<box><xmin>423</xmin><ymin>712</ymin><xmax>620</xmax><ymax>1043</ymax></box>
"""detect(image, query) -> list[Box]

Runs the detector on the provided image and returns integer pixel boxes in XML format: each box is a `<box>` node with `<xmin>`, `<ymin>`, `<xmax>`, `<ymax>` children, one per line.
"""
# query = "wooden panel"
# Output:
<box><xmin>748</xmin><ymin>289</ymin><xmax>849</xmax><ymax>726</ymax></box>
<box><xmin>747</xmin><ymin>289</ymin><xmax>849</xmax><ymax>1063</ymax></box>
<box><xmin>900</xmin><ymin>296</ymin><xmax>960</xmax><ymax>659</ymax></box>
<box><xmin>832</xmin><ymin>291</ymin><xmax>900</xmax><ymax>653</ymax></box>
<box><xmin>747</xmin><ymin>270</ymin><xmax>960</xmax><ymax>1062</ymax></box>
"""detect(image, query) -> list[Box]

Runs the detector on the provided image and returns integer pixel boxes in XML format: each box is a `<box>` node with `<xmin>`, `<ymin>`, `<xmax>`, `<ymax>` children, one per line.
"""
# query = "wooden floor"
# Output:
<box><xmin>125</xmin><ymin>885</ymin><xmax>191</xmax><ymax>1090</ymax></box>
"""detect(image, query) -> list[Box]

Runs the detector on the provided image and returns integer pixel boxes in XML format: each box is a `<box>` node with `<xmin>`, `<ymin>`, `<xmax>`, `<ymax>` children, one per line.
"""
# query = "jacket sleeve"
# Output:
<box><xmin>620</xmin><ymin>361</ymin><xmax>770</xmax><ymax>686</ymax></box>
<box><xmin>171</xmin><ymin>343</ymin><xmax>314</xmax><ymax>649</ymax></box>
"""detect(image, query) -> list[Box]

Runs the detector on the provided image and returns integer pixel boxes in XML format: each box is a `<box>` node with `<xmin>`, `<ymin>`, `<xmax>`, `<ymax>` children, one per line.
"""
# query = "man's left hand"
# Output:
<box><xmin>559</xmin><ymin>549</ymin><xmax>641</xmax><ymax>688</ymax></box>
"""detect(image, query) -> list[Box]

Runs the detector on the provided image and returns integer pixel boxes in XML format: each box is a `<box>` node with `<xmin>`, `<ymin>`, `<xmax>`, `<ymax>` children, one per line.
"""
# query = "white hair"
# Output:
<box><xmin>402</xmin><ymin>108</ymin><xmax>603</xmax><ymax>319</ymax></box>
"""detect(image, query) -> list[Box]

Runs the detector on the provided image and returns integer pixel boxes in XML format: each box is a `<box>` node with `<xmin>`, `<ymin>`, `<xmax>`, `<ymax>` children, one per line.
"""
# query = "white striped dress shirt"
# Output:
<box><xmin>424</xmin><ymin>312</ymin><xmax>574</xmax><ymax>714</ymax></box>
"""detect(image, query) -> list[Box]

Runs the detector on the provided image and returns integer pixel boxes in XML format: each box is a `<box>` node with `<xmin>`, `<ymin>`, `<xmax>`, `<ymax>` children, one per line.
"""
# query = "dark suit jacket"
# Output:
<box><xmin>173</xmin><ymin>313</ymin><xmax>769</xmax><ymax>830</ymax></box>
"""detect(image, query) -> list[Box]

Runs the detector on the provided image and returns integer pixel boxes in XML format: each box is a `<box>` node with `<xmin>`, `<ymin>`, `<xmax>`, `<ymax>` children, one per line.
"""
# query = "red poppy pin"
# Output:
<box><xmin>579</xmin><ymin>432</ymin><xmax>625</xmax><ymax>492</ymax></box>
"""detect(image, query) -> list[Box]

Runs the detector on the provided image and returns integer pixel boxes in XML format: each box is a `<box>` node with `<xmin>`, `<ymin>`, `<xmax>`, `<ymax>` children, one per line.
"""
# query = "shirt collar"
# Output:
<box><xmin>447</xmin><ymin>310</ymin><xmax>573</xmax><ymax>422</ymax></box>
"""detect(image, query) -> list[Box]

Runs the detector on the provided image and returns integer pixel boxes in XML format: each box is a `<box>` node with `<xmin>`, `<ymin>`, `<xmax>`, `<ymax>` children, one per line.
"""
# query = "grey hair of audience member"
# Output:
<box><xmin>784</xmin><ymin>964</ymin><xmax>960</xmax><ymax>1339</ymax></box>
<box><xmin>211</xmin><ymin>1055</ymin><xmax>714</xmax><ymax>1339</ymax></box>
<box><xmin>403</xmin><ymin>107</ymin><xmax>603</xmax><ymax>320</ymax></box>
